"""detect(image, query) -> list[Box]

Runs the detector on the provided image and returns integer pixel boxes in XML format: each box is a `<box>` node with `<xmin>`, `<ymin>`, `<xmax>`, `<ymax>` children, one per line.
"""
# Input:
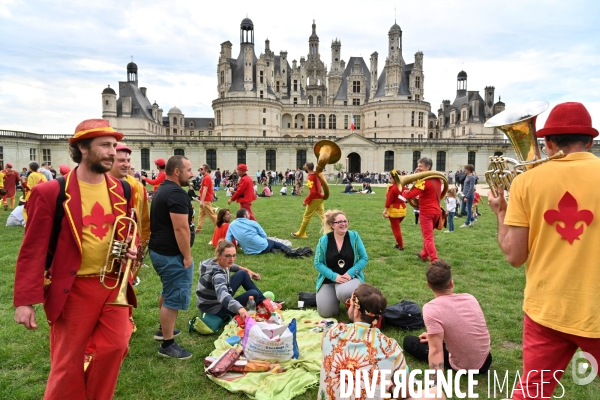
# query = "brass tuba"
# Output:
<box><xmin>484</xmin><ymin>101</ymin><xmax>564</xmax><ymax>197</ymax></box>
<box><xmin>313</xmin><ymin>140</ymin><xmax>341</xmax><ymax>200</ymax></box>
<box><xmin>100</xmin><ymin>210</ymin><xmax>138</xmax><ymax>307</ymax></box>
<box><xmin>391</xmin><ymin>169</ymin><xmax>448</xmax><ymax>208</ymax></box>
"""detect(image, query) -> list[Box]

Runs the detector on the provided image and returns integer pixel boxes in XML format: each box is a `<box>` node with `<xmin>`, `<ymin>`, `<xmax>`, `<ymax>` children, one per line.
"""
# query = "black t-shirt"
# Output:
<box><xmin>150</xmin><ymin>180</ymin><xmax>195</xmax><ymax>256</ymax></box>
<box><xmin>324</xmin><ymin>231</ymin><xmax>355</xmax><ymax>284</ymax></box>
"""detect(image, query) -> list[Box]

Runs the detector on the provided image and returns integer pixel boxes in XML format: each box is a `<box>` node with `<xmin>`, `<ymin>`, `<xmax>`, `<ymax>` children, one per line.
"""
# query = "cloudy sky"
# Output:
<box><xmin>0</xmin><ymin>0</ymin><xmax>598</xmax><ymax>134</ymax></box>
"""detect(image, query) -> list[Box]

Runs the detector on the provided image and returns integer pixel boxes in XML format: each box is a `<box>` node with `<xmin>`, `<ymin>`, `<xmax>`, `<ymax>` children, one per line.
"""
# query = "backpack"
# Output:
<box><xmin>384</xmin><ymin>300</ymin><xmax>425</xmax><ymax>331</ymax></box>
<box><xmin>282</xmin><ymin>247</ymin><xmax>314</xmax><ymax>259</ymax></box>
<box><xmin>45</xmin><ymin>176</ymin><xmax>131</xmax><ymax>270</ymax></box>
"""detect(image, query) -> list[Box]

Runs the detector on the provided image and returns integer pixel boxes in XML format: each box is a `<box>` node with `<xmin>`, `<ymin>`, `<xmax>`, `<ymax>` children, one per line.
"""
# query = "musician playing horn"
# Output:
<box><xmin>13</xmin><ymin>119</ymin><xmax>138</xmax><ymax>399</ymax></box>
<box><xmin>489</xmin><ymin>102</ymin><xmax>600</xmax><ymax>399</ymax></box>
<box><xmin>403</xmin><ymin>157</ymin><xmax>444</xmax><ymax>263</ymax></box>
<box><xmin>292</xmin><ymin>162</ymin><xmax>325</xmax><ymax>239</ymax></box>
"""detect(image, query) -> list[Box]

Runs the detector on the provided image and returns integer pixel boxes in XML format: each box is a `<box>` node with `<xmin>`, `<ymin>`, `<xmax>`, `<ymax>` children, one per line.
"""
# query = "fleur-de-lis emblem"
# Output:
<box><xmin>82</xmin><ymin>202</ymin><xmax>116</xmax><ymax>240</ymax></box>
<box><xmin>544</xmin><ymin>192</ymin><xmax>593</xmax><ymax>244</ymax></box>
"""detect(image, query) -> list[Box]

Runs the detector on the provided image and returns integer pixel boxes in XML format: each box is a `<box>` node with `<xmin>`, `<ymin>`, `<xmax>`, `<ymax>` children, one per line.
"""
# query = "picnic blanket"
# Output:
<box><xmin>207</xmin><ymin>309</ymin><xmax>334</xmax><ymax>400</ymax></box>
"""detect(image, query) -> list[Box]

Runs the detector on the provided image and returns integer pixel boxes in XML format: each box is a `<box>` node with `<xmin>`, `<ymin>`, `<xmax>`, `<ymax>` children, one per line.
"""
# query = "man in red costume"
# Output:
<box><xmin>228</xmin><ymin>163</ymin><xmax>257</xmax><ymax>221</ymax></box>
<box><xmin>383</xmin><ymin>170</ymin><xmax>407</xmax><ymax>250</ymax></box>
<box><xmin>13</xmin><ymin>119</ymin><xmax>137</xmax><ymax>400</ymax></box>
<box><xmin>403</xmin><ymin>157</ymin><xmax>443</xmax><ymax>262</ymax></box>
<box><xmin>144</xmin><ymin>158</ymin><xmax>166</xmax><ymax>193</ymax></box>
<box><xmin>2</xmin><ymin>162</ymin><xmax>19</xmax><ymax>210</ymax></box>
<box><xmin>292</xmin><ymin>162</ymin><xmax>325</xmax><ymax>238</ymax></box>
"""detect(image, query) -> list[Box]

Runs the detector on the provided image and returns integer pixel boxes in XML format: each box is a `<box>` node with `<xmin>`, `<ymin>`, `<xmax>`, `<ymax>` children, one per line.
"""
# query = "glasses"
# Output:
<box><xmin>345</xmin><ymin>295</ymin><xmax>378</xmax><ymax>317</ymax></box>
<box><xmin>221</xmin><ymin>254</ymin><xmax>237</xmax><ymax>259</ymax></box>
<box><xmin>332</xmin><ymin>220</ymin><xmax>348</xmax><ymax>225</ymax></box>
<box><xmin>199</xmin><ymin>168</ymin><xmax>204</xmax><ymax>171</ymax></box>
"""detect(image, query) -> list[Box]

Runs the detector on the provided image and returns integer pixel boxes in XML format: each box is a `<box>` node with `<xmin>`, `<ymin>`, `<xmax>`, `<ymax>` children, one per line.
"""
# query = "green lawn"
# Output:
<box><xmin>1</xmin><ymin>185</ymin><xmax>598</xmax><ymax>399</ymax></box>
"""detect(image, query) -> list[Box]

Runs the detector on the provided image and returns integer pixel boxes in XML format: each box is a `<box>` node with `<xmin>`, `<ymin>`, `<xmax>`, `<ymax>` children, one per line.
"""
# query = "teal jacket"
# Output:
<box><xmin>314</xmin><ymin>230</ymin><xmax>368</xmax><ymax>291</ymax></box>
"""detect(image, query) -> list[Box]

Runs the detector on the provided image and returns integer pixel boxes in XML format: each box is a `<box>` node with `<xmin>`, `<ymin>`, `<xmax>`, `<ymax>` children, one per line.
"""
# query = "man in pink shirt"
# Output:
<box><xmin>403</xmin><ymin>260</ymin><xmax>492</xmax><ymax>375</ymax></box>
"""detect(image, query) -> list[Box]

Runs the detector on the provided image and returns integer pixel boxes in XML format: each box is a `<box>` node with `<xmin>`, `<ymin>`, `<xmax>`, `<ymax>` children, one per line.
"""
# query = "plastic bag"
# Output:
<box><xmin>242</xmin><ymin>317</ymin><xmax>299</xmax><ymax>360</ymax></box>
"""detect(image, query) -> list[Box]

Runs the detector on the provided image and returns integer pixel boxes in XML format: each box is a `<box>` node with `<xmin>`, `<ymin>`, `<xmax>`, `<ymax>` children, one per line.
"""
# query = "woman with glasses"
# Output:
<box><xmin>196</xmin><ymin>240</ymin><xmax>265</xmax><ymax>320</ymax></box>
<box><xmin>314</xmin><ymin>210</ymin><xmax>369</xmax><ymax>318</ymax></box>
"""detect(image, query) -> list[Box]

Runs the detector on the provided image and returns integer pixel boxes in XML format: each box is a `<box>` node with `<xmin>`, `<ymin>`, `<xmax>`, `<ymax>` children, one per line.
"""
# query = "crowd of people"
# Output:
<box><xmin>10</xmin><ymin>101</ymin><xmax>600</xmax><ymax>399</ymax></box>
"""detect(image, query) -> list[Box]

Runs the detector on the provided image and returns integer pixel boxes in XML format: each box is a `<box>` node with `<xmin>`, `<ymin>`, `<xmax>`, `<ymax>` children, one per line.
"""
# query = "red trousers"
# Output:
<box><xmin>389</xmin><ymin>217</ymin><xmax>404</xmax><ymax>248</ymax></box>
<box><xmin>512</xmin><ymin>314</ymin><xmax>600</xmax><ymax>399</ymax></box>
<box><xmin>45</xmin><ymin>277</ymin><xmax>131</xmax><ymax>400</ymax></box>
<box><xmin>239</xmin><ymin>202</ymin><xmax>256</xmax><ymax>221</ymax></box>
<box><xmin>419</xmin><ymin>213</ymin><xmax>438</xmax><ymax>262</ymax></box>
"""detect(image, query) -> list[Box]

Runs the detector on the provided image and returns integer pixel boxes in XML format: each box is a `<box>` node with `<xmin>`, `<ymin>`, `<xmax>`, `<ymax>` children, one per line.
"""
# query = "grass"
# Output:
<box><xmin>1</xmin><ymin>184</ymin><xmax>598</xmax><ymax>399</ymax></box>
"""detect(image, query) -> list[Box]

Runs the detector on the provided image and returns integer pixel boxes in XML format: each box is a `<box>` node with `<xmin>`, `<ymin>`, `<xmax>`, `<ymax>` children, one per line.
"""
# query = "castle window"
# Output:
<box><xmin>266</xmin><ymin>150</ymin><xmax>276</xmax><ymax>170</ymax></box>
<box><xmin>468</xmin><ymin>151</ymin><xmax>476</xmax><ymax>166</ymax></box>
<box><xmin>190</xmin><ymin>131</ymin><xmax>194</xmax><ymax>136</ymax></box>
<box><xmin>174</xmin><ymin>149</ymin><xmax>185</xmax><ymax>156</ymax></box>
<box><xmin>329</xmin><ymin>114</ymin><xmax>336</xmax><ymax>129</ymax></box>
<box><xmin>189</xmin><ymin>121</ymin><xmax>194</xmax><ymax>128</ymax></box>
<box><xmin>173</xmin><ymin>129</ymin><xmax>177</xmax><ymax>134</ymax></box>
<box><xmin>318</xmin><ymin>114</ymin><xmax>326</xmax><ymax>129</ymax></box>
<box><xmin>208</xmin><ymin>131</ymin><xmax>213</xmax><ymax>136</ymax></box>
<box><xmin>415</xmin><ymin>94</ymin><xmax>420</xmax><ymax>101</ymax></box>
<box><xmin>352</xmin><ymin>81</ymin><xmax>360</xmax><ymax>93</ymax></box>
<box><xmin>355</xmin><ymin>115</ymin><xmax>361</xmax><ymax>129</ymax></box>
<box><xmin>105</xmin><ymin>100</ymin><xmax>109</xmax><ymax>106</ymax></box>
<box><xmin>436</xmin><ymin>151</ymin><xmax>446</xmax><ymax>172</ymax></box>
<box><xmin>276</xmin><ymin>81</ymin><xmax>280</xmax><ymax>92</ymax></box>
<box><xmin>451</xmin><ymin>129</ymin><xmax>455</xmax><ymax>137</ymax></box>
<box><xmin>308</xmin><ymin>96</ymin><xmax>313</xmax><ymax>105</ymax></box>
<box><xmin>411</xmin><ymin>111</ymin><xmax>415</xmax><ymax>127</ymax></box>
<box><xmin>263</xmin><ymin>130</ymin><xmax>266</xmax><ymax>137</ymax></box>
<box><xmin>220</xmin><ymin>91</ymin><xmax>225</xmax><ymax>98</ymax></box>
<box><xmin>141</xmin><ymin>149</ymin><xmax>150</xmax><ymax>170</ymax></box>
<box><xmin>216</xmin><ymin>111</ymin><xmax>221</xmax><ymax>125</ymax></box>
<box><xmin>353</xmin><ymin>99</ymin><xmax>360</xmax><ymax>106</ymax></box>
<box><xmin>263</xmin><ymin>118</ymin><xmax>266</xmax><ymax>125</ymax></box>
<box><xmin>384</xmin><ymin>151</ymin><xmax>394</xmax><ymax>171</ymax></box>
<box><xmin>206</xmin><ymin>149</ymin><xmax>217</xmax><ymax>170</ymax></box>
<box><xmin>418</xmin><ymin>112</ymin><xmax>424</xmax><ymax>127</ymax></box>
<box><xmin>237</xmin><ymin>149</ymin><xmax>246</xmax><ymax>165</ymax></box>
<box><xmin>180</xmin><ymin>118</ymin><xmax>183</xmax><ymax>125</ymax></box>
<box><xmin>293</xmin><ymin>80</ymin><xmax>298</xmax><ymax>91</ymax></box>
<box><xmin>199</xmin><ymin>131</ymin><xmax>204</xmax><ymax>136</ymax></box>
<box><xmin>451</xmin><ymin>113</ymin><xmax>455</xmax><ymax>124</ymax></box>
<box><xmin>415</xmin><ymin>76</ymin><xmax>421</xmax><ymax>89</ymax></box>
<box><xmin>462</xmin><ymin>110</ymin><xmax>467</xmax><ymax>121</ymax></box>
<box><xmin>412</xmin><ymin>151</ymin><xmax>421</xmax><ymax>171</ymax></box>
<box><xmin>374</xmin><ymin>120</ymin><xmax>377</xmax><ymax>128</ymax></box>
<box><xmin>463</xmin><ymin>127</ymin><xmax>466</xmax><ymax>135</ymax></box>
<box><xmin>308</xmin><ymin>114</ymin><xmax>316</xmax><ymax>129</ymax></box>
<box><xmin>344</xmin><ymin>115</ymin><xmax>348</xmax><ymax>129</ymax></box>
<box><xmin>429</xmin><ymin>121</ymin><xmax>433</xmax><ymax>128</ymax></box>
<box><xmin>374</xmin><ymin>111</ymin><xmax>377</xmax><ymax>117</ymax></box>
<box><xmin>259</xmin><ymin>71</ymin><xmax>264</xmax><ymax>84</ymax></box>
<box><xmin>220</xmin><ymin>71</ymin><xmax>224</xmax><ymax>84</ymax></box>
<box><xmin>293</xmin><ymin>98</ymin><xmax>298</xmax><ymax>105</ymax></box>
<box><xmin>173</xmin><ymin>117</ymin><xmax>177</xmax><ymax>125</ymax></box>
<box><xmin>42</xmin><ymin>149</ymin><xmax>51</xmax><ymax>164</ymax></box>
<box><xmin>296</xmin><ymin>150</ymin><xmax>307</xmax><ymax>169</ymax></box>
<box><xmin>260</xmin><ymin>90</ymin><xmax>263</xmax><ymax>98</ymax></box>
<box><xmin>263</xmin><ymin>108</ymin><xmax>266</xmax><ymax>113</ymax></box>
<box><xmin>317</xmin><ymin>96</ymin><xmax>321</xmax><ymax>105</ymax></box>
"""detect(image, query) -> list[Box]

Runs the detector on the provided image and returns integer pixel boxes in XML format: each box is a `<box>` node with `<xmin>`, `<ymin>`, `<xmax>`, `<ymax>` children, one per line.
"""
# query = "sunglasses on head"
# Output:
<box><xmin>345</xmin><ymin>294</ymin><xmax>378</xmax><ymax>318</ymax></box>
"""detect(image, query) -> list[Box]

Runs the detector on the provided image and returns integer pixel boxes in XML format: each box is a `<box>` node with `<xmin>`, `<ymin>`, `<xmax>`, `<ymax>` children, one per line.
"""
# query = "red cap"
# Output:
<box><xmin>69</xmin><ymin>119</ymin><xmax>123</xmax><ymax>144</ymax></box>
<box><xmin>59</xmin><ymin>164</ymin><xmax>71</xmax><ymax>175</ymax></box>
<box><xmin>116</xmin><ymin>143</ymin><xmax>132</xmax><ymax>154</ymax></box>
<box><xmin>237</xmin><ymin>164</ymin><xmax>248</xmax><ymax>172</ymax></box>
<box><xmin>6</xmin><ymin>162</ymin><xmax>12</xmax><ymax>168</ymax></box>
<box><xmin>537</xmin><ymin>102</ymin><xmax>598</xmax><ymax>138</ymax></box>
<box><xmin>154</xmin><ymin>158</ymin><xmax>166</xmax><ymax>167</ymax></box>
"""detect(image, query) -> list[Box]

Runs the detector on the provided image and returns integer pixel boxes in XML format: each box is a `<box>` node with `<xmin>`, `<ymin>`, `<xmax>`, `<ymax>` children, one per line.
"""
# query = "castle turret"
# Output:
<box><xmin>102</xmin><ymin>85</ymin><xmax>117</xmax><ymax>118</ymax></box>
<box><xmin>241</xmin><ymin>18</ymin><xmax>255</xmax><ymax>91</ymax></box>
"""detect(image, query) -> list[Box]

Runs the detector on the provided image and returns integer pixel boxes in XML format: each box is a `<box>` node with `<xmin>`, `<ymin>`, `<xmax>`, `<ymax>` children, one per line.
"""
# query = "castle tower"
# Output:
<box><xmin>240</xmin><ymin>17</ymin><xmax>255</xmax><ymax>91</ymax></box>
<box><xmin>410</xmin><ymin>51</ymin><xmax>424</xmax><ymax>101</ymax></box>
<box><xmin>370</xmin><ymin>52</ymin><xmax>378</xmax><ymax>100</ymax></box>
<box><xmin>328</xmin><ymin>39</ymin><xmax>343</xmax><ymax>103</ymax></box>
<box><xmin>385</xmin><ymin>22</ymin><xmax>402</xmax><ymax>96</ymax></box>
<box><xmin>101</xmin><ymin>85</ymin><xmax>117</xmax><ymax>118</ymax></box>
<box><xmin>484</xmin><ymin>86</ymin><xmax>495</xmax><ymax>117</ymax></box>
<box><xmin>127</xmin><ymin>61</ymin><xmax>138</xmax><ymax>87</ymax></box>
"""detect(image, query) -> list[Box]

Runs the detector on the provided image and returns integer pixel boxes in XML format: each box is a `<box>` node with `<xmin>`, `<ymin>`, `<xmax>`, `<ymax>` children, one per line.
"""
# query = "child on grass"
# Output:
<box><xmin>445</xmin><ymin>187</ymin><xmax>457</xmax><ymax>233</ymax></box>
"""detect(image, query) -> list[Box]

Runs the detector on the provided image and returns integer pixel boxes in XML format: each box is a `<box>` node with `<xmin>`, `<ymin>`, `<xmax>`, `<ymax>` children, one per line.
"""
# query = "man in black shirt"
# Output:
<box><xmin>149</xmin><ymin>155</ymin><xmax>195</xmax><ymax>359</ymax></box>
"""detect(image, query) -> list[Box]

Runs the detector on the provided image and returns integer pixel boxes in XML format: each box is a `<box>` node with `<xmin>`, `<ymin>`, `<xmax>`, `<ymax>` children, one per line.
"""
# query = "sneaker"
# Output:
<box><xmin>291</xmin><ymin>232</ymin><xmax>308</xmax><ymax>239</ymax></box>
<box><xmin>394</xmin><ymin>244</ymin><xmax>404</xmax><ymax>251</ymax></box>
<box><xmin>158</xmin><ymin>341</ymin><xmax>192</xmax><ymax>359</ymax></box>
<box><xmin>459</xmin><ymin>224</ymin><xmax>470</xmax><ymax>228</ymax></box>
<box><xmin>444</xmin><ymin>230</ymin><xmax>452</xmax><ymax>233</ymax></box>
<box><xmin>154</xmin><ymin>328</ymin><xmax>182</xmax><ymax>341</ymax></box>
<box><xmin>416</xmin><ymin>253</ymin><xmax>428</xmax><ymax>262</ymax></box>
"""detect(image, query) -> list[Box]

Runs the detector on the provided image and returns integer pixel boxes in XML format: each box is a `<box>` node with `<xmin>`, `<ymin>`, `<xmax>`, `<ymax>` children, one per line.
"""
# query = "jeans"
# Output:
<box><xmin>448</xmin><ymin>211</ymin><xmax>455</xmax><ymax>231</ymax></box>
<box><xmin>261</xmin><ymin>239</ymin><xmax>292</xmax><ymax>254</ymax></box>
<box><xmin>465</xmin><ymin>194</ymin><xmax>474</xmax><ymax>225</ymax></box>
<box><xmin>214</xmin><ymin>270</ymin><xmax>265</xmax><ymax>318</ymax></box>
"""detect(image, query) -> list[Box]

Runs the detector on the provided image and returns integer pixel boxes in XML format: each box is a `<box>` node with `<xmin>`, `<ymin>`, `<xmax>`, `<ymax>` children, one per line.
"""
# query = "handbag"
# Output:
<box><xmin>189</xmin><ymin>313</ymin><xmax>231</xmax><ymax>335</ymax></box>
<box><xmin>433</xmin><ymin>179</ymin><xmax>447</xmax><ymax>231</ymax></box>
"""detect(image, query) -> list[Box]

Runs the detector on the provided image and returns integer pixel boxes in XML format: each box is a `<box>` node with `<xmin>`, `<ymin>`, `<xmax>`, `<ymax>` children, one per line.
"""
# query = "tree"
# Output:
<box><xmin>333</xmin><ymin>162</ymin><xmax>344</xmax><ymax>172</ymax></box>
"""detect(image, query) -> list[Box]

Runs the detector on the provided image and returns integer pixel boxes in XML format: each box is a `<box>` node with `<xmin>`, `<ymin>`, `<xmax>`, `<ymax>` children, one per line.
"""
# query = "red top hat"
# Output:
<box><xmin>59</xmin><ymin>165</ymin><xmax>71</xmax><ymax>175</ymax></box>
<box><xmin>116</xmin><ymin>143</ymin><xmax>132</xmax><ymax>154</ymax></box>
<box><xmin>536</xmin><ymin>102</ymin><xmax>598</xmax><ymax>138</ymax></box>
<box><xmin>237</xmin><ymin>163</ymin><xmax>248</xmax><ymax>172</ymax></box>
<box><xmin>154</xmin><ymin>158</ymin><xmax>166</xmax><ymax>167</ymax></box>
<box><xmin>69</xmin><ymin>119</ymin><xmax>124</xmax><ymax>144</ymax></box>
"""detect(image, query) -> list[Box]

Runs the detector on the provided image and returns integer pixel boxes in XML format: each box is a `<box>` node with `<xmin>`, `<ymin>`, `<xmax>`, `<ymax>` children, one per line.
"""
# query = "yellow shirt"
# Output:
<box><xmin>0</xmin><ymin>171</ymin><xmax>4</xmax><ymax>188</ymax></box>
<box><xmin>78</xmin><ymin>180</ymin><xmax>114</xmax><ymax>276</ymax></box>
<box><xmin>26</xmin><ymin>171</ymin><xmax>47</xmax><ymax>201</ymax></box>
<box><xmin>505</xmin><ymin>152</ymin><xmax>600</xmax><ymax>337</ymax></box>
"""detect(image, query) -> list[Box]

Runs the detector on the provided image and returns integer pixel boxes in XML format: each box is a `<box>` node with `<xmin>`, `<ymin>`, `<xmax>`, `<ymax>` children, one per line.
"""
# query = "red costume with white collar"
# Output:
<box><xmin>230</xmin><ymin>173</ymin><xmax>257</xmax><ymax>220</ymax></box>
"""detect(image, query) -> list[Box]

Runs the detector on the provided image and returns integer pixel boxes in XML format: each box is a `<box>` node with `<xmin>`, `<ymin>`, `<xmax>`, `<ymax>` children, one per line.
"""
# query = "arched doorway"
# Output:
<box><xmin>347</xmin><ymin>152</ymin><xmax>361</xmax><ymax>173</ymax></box>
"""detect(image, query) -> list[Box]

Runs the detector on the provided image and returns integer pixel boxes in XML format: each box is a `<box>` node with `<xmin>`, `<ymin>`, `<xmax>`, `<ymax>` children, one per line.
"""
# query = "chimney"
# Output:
<box><xmin>140</xmin><ymin>87</ymin><xmax>147</xmax><ymax>97</ymax></box>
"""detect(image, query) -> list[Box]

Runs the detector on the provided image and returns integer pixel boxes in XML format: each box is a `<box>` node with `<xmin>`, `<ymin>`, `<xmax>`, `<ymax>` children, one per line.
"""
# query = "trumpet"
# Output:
<box><xmin>313</xmin><ymin>140</ymin><xmax>342</xmax><ymax>200</ymax></box>
<box><xmin>390</xmin><ymin>169</ymin><xmax>448</xmax><ymax>208</ymax></box>
<box><xmin>100</xmin><ymin>209</ymin><xmax>138</xmax><ymax>307</ymax></box>
<box><xmin>484</xmin><ymin>101</ymin><xmax>565</xmax><ymax>197</ymax></box>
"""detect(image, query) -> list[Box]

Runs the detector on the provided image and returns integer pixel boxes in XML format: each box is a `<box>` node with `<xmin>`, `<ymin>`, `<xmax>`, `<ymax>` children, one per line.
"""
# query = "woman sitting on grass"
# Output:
<box><xmin>196</xmin><ymin>240</ymin><xmax>265</xmax><ymax>320</ymax></box>
<box><xmin>314</xmin><ymin>210</ymin><xmax>368</xmax><ymax>318</ymax></box>
<box><xmin>211</xmin><ymin>208</ymin><xmax>236</xmax><ymax>247</ymax></box>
